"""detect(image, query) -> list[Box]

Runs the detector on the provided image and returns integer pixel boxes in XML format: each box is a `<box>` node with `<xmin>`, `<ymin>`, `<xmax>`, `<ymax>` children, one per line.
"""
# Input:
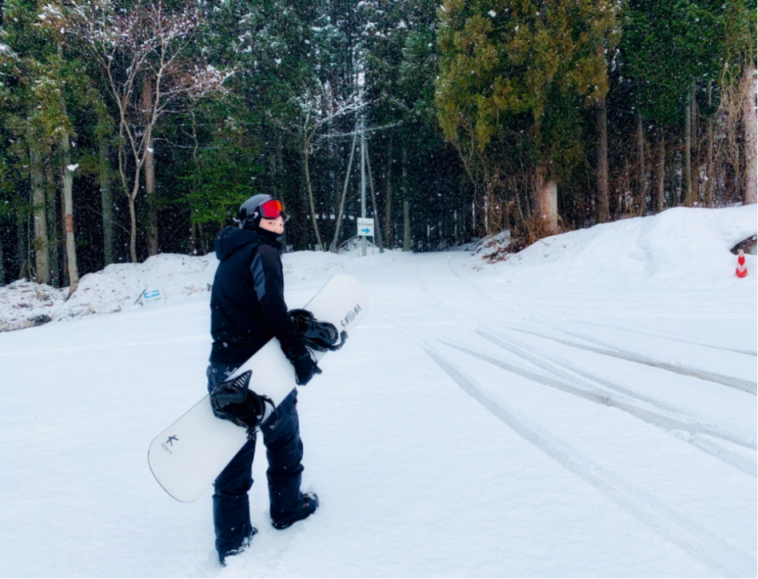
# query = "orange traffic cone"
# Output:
<box><xmin>736</xmin><ymin>250</ymin><xmax>748</xmax><ymax>278</ymax></box>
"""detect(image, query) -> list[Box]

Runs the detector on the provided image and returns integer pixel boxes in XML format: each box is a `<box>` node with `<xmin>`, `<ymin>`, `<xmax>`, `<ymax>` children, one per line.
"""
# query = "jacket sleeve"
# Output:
<box><xmin>250</xmin><ymin>245</ymin><xmax>308</xmax><ymax>361</ymax></box>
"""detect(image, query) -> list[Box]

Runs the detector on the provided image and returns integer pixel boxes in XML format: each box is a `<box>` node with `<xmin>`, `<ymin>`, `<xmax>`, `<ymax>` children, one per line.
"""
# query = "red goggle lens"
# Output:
<box><xmin>259</xmin><ymin>199</ymin><xmax>287</xmax><ymax>220</ymax></box>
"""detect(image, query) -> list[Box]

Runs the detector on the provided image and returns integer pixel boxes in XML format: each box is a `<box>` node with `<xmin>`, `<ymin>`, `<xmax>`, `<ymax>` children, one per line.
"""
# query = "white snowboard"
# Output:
<box><xmin>148</xmin><ymin>273</ymin><xmax>369</xmax><ymax>503</ymax></box>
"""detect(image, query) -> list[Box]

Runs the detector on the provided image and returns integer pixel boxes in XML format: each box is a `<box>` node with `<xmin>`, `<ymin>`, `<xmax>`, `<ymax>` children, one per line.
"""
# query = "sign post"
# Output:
<box><xmin>357</xmin><ymin>217</ymin><xmax>374</xmax><ymax>255</ymax></box>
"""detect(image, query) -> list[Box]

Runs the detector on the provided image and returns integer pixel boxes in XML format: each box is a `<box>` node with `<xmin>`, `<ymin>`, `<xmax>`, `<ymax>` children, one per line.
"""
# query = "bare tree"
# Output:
<box><xmin>68</xmin><ymin>0</ymin><xmax>230</xmax><ymax>262</ymax></box>
<box><xmin>270</xmin><ymin>80</ymin><xmax>363</xmax><ymax>251</ymax></box>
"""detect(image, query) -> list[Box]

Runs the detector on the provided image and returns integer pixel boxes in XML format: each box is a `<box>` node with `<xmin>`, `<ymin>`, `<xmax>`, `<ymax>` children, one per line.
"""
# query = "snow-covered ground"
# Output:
<box><xmin>1</xmin><ymin>205</ymin><xmax>756</xmax><ymax>577</ymax></box>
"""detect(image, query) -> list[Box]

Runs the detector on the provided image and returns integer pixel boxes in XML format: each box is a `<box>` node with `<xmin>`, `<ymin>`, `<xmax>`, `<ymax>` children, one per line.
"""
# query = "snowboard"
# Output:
<box><xmin>148</xmin><ymin>273</ymin><xmax>369</xmax><ymax>503</ymax></box>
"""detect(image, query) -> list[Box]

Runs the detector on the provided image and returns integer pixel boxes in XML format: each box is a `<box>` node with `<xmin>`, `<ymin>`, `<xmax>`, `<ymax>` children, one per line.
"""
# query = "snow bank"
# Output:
<box><xmin>479</xmin><ymin>205</ymin><xmax>757</xmax><ymax>286</ymax></box>
<box><xmin>0</xmin><ymin>246</ymin><xmax>403</xmax><ymax>332</ymax></box>
<box><xmin>0</xmin><ymin>254</ymin><xmax>217</xmax><ymax>332</ymax></box>
<box><xmin>0</xmin><ymin>280</ymin><xmax>67</xmax><ymax>331</ymax></box>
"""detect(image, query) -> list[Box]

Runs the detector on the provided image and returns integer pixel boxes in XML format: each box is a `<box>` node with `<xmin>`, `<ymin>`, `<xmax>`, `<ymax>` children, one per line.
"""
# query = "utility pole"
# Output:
<box><xmin>328</xmin><ymin>118</ymin><xmax>399</xmax><ymax>254</ymax></box>
<box><xmin>360</xmin><ymin>117</ymin><xmax>367</xmax><ymax>257</ymax></box>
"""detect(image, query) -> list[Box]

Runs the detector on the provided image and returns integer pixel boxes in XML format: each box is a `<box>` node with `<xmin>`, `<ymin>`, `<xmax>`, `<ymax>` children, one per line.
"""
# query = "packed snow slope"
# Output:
<box><xmin>0</xmin><ymin>205</ymin><xmax>755</xmax><ymax>578</ymax></box>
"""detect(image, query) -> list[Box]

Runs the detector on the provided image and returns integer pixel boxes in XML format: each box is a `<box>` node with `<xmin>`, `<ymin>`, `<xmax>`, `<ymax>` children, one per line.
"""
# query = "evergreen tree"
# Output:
<box><xmin>436</xmin><ymin>0</ymin><xmax>619</xmax><ymax>238</ymax></box>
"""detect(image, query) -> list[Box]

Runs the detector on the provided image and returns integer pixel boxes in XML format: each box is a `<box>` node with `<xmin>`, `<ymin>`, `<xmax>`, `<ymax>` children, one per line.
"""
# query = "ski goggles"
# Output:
<box><xmin>258</xmin><ymin>199</ymin><xmax>288</xmax><ymax>221</ymax></box>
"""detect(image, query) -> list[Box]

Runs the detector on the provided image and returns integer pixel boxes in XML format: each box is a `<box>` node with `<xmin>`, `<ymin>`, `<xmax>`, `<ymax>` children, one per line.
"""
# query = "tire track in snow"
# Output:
<box><xmin>573</xmin><ymin>319</ymin><xmax>758</xmax><ymax>358</ymax></box>
<box><xmin>446</xmin><ymin>254</ymin><xmax>758</xmax><ymax>388</ymax></box>
<box><xmin>421</xmin><ymin>340</ymin><xmax>757</xmax><ymax>579</ymax></box>
<box><xmin>504</xmin><ymin>324</ymin><xmax>757</xmax><ymax>396</ymax></box>
<box><xmin>474</xmin><ymin>328</ymin><xmax>757</xmax><ymax>476</ymax></box>
<box><xmin>376</xmin><ymin>306</ymin><xmax>757</xmax><ymax>477</ymax></box>
<box><xmin>416</xmin><ymin>258</ymin><xmax>755</xmax><ymax>430</ymax></box>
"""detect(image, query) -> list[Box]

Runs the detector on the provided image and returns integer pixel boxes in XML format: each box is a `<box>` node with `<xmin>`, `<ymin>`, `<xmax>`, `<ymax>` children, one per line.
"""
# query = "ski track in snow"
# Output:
<box><xmin>378</xmin><ymin>305</ymin><xmax>756</xmax><ymax>477</ymax></box>
<box><xmin>395</xmin><ymin>253</ymin><xmax>756</xmax><ymax>575</ymax></box>
<box><xmin>571</xmin><ymin>319</ymin><xmax>758</xmax><ymax>357</ymax></box>
<box><xmin>420</xmin><ymin>340</ymin><xmax>756</xmax><ymax>578</ymax></box>
<box><xmin>443</xmin><ymin>255</ymin><xmax>757</xmax><ymax>395</ymax></box>
<box><xmin>406</xmin><ymin>255</ymin><xmax>757</xmax><ymax>471</ymax></box>
<box><xmin>522</xmin><ymin>324</ymin><xmax>757</xmax><ymax>395</ymax></box>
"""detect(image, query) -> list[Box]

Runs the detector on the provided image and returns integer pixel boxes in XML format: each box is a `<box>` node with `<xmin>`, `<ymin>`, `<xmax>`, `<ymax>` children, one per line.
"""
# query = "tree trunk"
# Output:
<box><xmin>365</xmin><ymin>142</ymin><xmax>383</xmax><ymax>253</ymax></box>
<box><xmin>303</xmin><ymin>142</ymin><xmax>324</xmax><ymax>251</ymax></box>
<box><xmin>385</xmin><ymin>136</ymin><xmax>393</xmax><ymax>246</ymax></box>
<box><xmin>45</xmin><ymin>162</ymin><xmax>59</xmax><ymax>286</ymax></box>
<box><xmin>637</xmin><ymin>113</ymin><xmax>647</xmax><ymax>214</ymax></box>
<box><xmin>684</xmin><ymin>85</ymin><xmax>694</xmax><ymax>206</ymax></box>
<box><xmin>30</xmin><ymin>145</ymin><xmax>50</xmax><ymax>284</ymax></box>
<box><xmin>656</xmin><ymin>136</ymin><xmax>666</xmax><ymax>213</ymax></box>
<box><xmin>742</xmin><ymin>67</ymin><xmax>757</xmax><ymax>205</ymax></box>
<box><xmin>128</xmin><ymin>194</ymin><xmax>138</xmax><ymax>263</ymax></box>
<box><xmin>0</xmin><ymin>230</ymin><xmax>4</xmax><ymax>286</ymax></box>
<box><xmin>60</xmin><ymin>133</ymin><xmax>79</xmax><ymax>295</ymax></box>
<box><xmin>706</xmin><ymin>81</ymin><xmax>714</xmax><ymax>207</ymax></box>
<box><xmin>100</xmin><ymin>140</ymin><xmax>115</xmax><ymax>266</ymax></box>
<box><xmin>142</xmin><ymin>80</ymin><xmax>159</xmax><ymax>256</ymax></box>
<box><xmin>18</xmin><ymin>215</ymin><xmax>28</xmax><ymax>281</ymax></box>
<box><xmin>596</xmin><ymin>96</ymin><xmax>610</xmax><ymax>223</ymax></box>
<box><xmin>402</xmin><ymin>144</ymin><xmax>411</xmax><ymax>251</ymax></box>
<box><xmin>403</xmin><ymin>199</ymin><xmax>411</xmax><ymax>251</ymax></box>
<box><xmin>533</xmin><ymin>160</ymin><xmax>558</xmax><ymax>235</ymax></box>
<box><xmin>484</xmin><ymin>185</ymin><xmax>490</xmax><ymax>236</ymax></box>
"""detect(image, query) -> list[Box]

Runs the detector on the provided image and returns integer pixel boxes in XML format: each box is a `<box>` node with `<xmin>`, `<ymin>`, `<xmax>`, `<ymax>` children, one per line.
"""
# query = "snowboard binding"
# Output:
<box><xmin>289</xmin><ymin>309</ymin><xmax>348</xmax><ymax>352</ymax></box>
<box><xmin>210</xmin><ymin>370</ymin><xmax>274</xmax><ymax>436</ymax></box>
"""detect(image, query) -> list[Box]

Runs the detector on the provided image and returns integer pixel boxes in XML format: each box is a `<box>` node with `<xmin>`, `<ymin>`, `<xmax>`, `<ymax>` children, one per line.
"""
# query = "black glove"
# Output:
<box><xmin>292</xmin><ymin>351</ymin><xmax>322</xmax><ymax>386</ymax></box>
<box><xmin>289</xmin><ymin>309</ymin><xmax>348</xmax><ymax>352</ymax></box>
<box><xmin>210</xmin><ymin>371</ymin><xmax>273</xmax><ymax>435</ymax></box>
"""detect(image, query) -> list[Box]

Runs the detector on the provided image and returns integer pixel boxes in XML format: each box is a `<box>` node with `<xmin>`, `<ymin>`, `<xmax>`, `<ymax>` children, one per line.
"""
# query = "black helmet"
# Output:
<box><xmin>237</xmin><ymin>194</ymin><xmax>287</xmax><ymax>230</ymax></box>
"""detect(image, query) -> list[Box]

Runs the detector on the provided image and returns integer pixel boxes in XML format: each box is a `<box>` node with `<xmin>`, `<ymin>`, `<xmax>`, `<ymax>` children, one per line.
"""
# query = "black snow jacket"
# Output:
<box><xmin>209</xmin><ymin>227</ymin><xmax>308</xmax><ymax>365</ymax></box>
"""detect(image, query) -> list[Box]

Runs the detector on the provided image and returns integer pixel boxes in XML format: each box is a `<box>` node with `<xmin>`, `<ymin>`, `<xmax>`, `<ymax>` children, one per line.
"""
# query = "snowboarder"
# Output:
<box><xmin>206</xmin><ymin>194</ymin><xmax>321</xmax><ymax>565</ymax></box>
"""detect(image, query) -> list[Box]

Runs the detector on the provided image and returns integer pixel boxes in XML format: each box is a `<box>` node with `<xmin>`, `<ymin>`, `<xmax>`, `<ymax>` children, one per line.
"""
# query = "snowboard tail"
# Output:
<box><xmin>148</xmin><ymin>274</ymin><xmax>369</xmax><ymax>503</ymax></box>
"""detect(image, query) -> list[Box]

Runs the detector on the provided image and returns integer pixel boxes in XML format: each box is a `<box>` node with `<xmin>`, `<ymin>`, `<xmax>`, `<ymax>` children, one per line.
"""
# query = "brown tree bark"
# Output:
<box><xmin>18</xmin><ymin>216</ymin><xmax>29</xmax><ymax>281</ymax></box>
<box><xmin>59</xmin><ymin>133</ymin><xmax>79</xmax><ymax>295</ymax></box>
<box><xmin>100</xmin><ymin>140</ymin><xmax>115</xmax><ymax>266</ymax></box>
<box><xmin>365</xmin><ymin>143</ymin><xmax>384</xmax><ymax>253</ymax></box>
<box><xmin>706</xmin><ymin>81</ymin><xmax>714</xmax><ymax>207</ymax></box>
<box><xmin>45</xmin><ymin>162</ymin><xmax>59</xmax><ymax>286</ymax></box>
<box><xmin>30</xmin><ymin>145</ymin><xmax>50</xmax><ymax>284</ymax></box>
<box><xmin>637</xmin><ymin>113</ymin><xmax>647</xmax><ymax>214</ymax></box>
<box><xmin>385</xmin><ymin>136</ymin><xmax>393</xmax><ymax>246</ymax></box>
<box><xmin>0</xmin><ymin>230</ymin><xmax>4</xmax><ymax>286</ymax></box>
<box><xmin>596</xmin><ymin>96</ymin><xmax>610</xmax><ymax>223</ymax></box>
<box><xmin>403</xmin><ymin>200</ymin><xmax>411</xmax><ymax>251</ymax></box>
<box><xmin>742</xmin><ymin>68</ymin><xmax>757</xmax><ymax>205</ymax></box>
<box><xmin>684</xmin><ymin>85</ymin><xmax>694</xmax><ymax>206</ymax></box>
<box><xmin>142</xmin><ymin>80</ymin><xmax>158</xmax><ymax>256</ymax></box>
<box><xmin>402</xmin><ymin>146</ymin><xmax>411</xmax><ymax>251</ymax></box>
<box><xmin>533</xmin><ymin>160</ymin><xmax>558</xmax><ymax>235</ymax></box>
<box><xmin>656</xmin><ymin>136</ymin><xmax>666</xmax><ymax>213</ymax></box>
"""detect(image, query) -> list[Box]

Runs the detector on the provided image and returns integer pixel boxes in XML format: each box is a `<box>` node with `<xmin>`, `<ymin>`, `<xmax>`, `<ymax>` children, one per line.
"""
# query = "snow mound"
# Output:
<box><xmin>0</xmin><ymin>280</ymin><xmax>67</xmax><ymax>331</ymax></box>
<box><xmin>0</xmin><ymin>253</ymin><xmax>217</xmax><ymax>331</ymax></box>
<box><xmin>55</xmin><ymin>253</ymin><xmax>218</xmax><ymax>322</ymax></box>
<box><xmin>481</xmin><ymin>205</ymin><xmax>757</xmax><ymax>286</ymax></box>
<box><xmin>0</xmin><ymin>247</ymin><xmax>402</xmax><ymax>331</ymax></box>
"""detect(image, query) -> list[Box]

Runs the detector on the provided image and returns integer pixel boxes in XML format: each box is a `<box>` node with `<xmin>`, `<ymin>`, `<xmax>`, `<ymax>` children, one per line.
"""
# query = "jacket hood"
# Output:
<box><xmin>214</xmin><ymin>227</ymin><xmax>279</xmax><ymax>261</ymax></box>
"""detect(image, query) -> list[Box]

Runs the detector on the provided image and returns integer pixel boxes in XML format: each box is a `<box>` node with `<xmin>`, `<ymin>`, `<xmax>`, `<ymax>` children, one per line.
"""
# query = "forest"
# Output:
<box><xmin>0</xmin><ymin>0</ymin><xmax>755</xmax><ymax>293</ymax></box>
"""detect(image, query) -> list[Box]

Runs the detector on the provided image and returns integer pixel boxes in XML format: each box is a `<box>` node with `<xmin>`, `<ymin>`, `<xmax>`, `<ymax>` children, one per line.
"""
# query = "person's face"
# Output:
<box><xmin>258</xmin><ymin>216</ymin><xmax>285</xmax><ymax>235</ymax></box>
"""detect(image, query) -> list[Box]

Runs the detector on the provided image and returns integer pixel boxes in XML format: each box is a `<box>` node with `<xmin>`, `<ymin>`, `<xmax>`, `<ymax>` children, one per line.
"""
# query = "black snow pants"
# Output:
<box><xmin>206</xmin><ymin>362</ymin><xmax>305</xmax><ymax>560</ymax></box>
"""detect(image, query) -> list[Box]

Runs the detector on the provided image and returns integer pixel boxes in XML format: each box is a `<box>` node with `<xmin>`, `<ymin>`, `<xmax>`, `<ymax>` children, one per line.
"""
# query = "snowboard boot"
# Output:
<box><xmin>219</xmin><ymin>526</ymin><xmax>258</xmax><ymax>566</ymax></box>
<box><xmin>271</xmin><ymin>493</ymin><xmax>319</xmax><ymax>530</ymax></box>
